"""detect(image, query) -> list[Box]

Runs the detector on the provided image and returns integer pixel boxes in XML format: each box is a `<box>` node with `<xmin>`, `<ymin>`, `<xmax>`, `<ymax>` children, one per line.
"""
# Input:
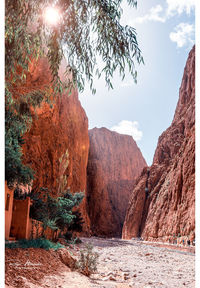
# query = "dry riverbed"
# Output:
<box><xmin>5</xmin><ymin>237</ymin><xmax>195</xmax><ymax>288</ymax></box>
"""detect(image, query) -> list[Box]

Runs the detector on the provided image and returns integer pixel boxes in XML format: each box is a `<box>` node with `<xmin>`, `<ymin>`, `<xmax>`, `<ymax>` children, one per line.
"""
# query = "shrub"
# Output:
<box><xmin>5</xmin><ymin>106</ymin><xmax>34</xmax><ymax>186</ymax></box>
<box><xmin>68</xmin><ymin>210</ymin><xmax>84</xmax><ymax>233</ymax></box>
<box><xmin>63</xmin><ymin>231</ymin><xmax>73</xmax><ymax>241</ymax></box>
<box><xmin>5</xmin><ymin>238</ymin><xmax>64</xmax><ymax>250</ymax></box>
<box><xmin>73</xmin><ymin>237</ymin><xmax>82</xmax><ymax>244</ymax></box>
<box><xmin>76</xmin><ymin>243</ymin><xmax>99</xmax><ymax>277</ymax></box>
<box><xmin>30</xmin><ymin>188</ymin><xmax>84</xmax><ymax>239</ymax></box>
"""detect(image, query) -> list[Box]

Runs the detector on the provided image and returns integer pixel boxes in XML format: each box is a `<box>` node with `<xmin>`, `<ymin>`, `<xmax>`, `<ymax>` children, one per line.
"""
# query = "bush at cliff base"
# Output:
<box><xmin>5</xmin><ymin>238</ymin><xmax>64</xmax><ymax>250</ymax></box>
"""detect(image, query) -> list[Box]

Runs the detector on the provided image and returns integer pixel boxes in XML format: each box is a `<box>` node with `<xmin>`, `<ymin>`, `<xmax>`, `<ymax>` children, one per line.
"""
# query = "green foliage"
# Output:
<box><xmin>63</xmin><ymin>231</ymin><xmax>73</xmax><ymax>241</ymax></box>
<box><xmin>68</xmin><ymin>210</ymin><xmax>84</xmax><ymax>233</ymax></box>
<box><xmin>5</xmin><ymin>0</ymin><xmax>44</xmax><ymax>83</ymax></box>
<box><xmin>73</xmin><ymin>237</ymin><xmax>82</xmax><ymax>244</ymax></box>
<box><xmin>5</xmin><ymin>101</ymin><xmax>34</xmax><ymax>186</ymax></box>
<box><xmin>5</xmin><ymin>238</ymin><xmax>64</xmax><ymax>250</ymax></box>
<box><xmin>76</xmin><ymin>243</ymin><xmax>99</xmax><ymax>276</ymax></box>
<box><xmin>5</xmin><ymin>82</ymin><xmax>50</xmax><ymax>186</ymax></box>
<box><xmin>57</xmin><ymin>191</ymin><xmax>84</xmax><ymax>231</ymax></box>
<box><xmin>30</xmin><ymin>188</ymin><xmax>84</xmax><ymax>235</ymax></box>
<box><xmin>5</xmin><ymin>0</ymin><xmax>143</xmax><ymax>93</ymax></box>
<box><xmin>63</xmin><ymin>232</ymin><xmax>83</xmax><ymax>244</ymax></box>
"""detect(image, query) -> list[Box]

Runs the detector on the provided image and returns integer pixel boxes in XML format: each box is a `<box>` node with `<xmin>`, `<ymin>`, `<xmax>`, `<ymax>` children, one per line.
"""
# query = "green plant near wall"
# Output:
<box><xmin>5</xmin><ymin>104</ymin><xmax>34</xmax><ymax>186</ymax></box>
<box><xmin>5</xmin><ymin>238</ymin><xmax>64</xmax><ymax>250</ymax></box>
<box><xmin>30</xmin><ymin>187</ymin><xmax>84</xmax><ymax>239</ymax></box>
<box><xmin>5</xmin><ymin>86</ymin><xmax>49</xmax><ymax>186</ymax></box>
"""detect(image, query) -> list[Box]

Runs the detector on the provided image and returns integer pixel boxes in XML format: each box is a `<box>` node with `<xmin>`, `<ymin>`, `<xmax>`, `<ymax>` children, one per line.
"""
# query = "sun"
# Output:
<box><xmin>44</xmin><ymin>7</ymin><xmax>60</xmax><ymax>26</ymax></box>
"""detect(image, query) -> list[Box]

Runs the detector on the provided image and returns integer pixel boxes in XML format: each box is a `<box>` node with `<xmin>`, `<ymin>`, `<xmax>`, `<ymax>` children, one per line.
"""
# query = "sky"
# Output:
<box><xmin>79</xmin><ymin>0</ymin><xmax>195</xmax><ymax>165</ymax></box>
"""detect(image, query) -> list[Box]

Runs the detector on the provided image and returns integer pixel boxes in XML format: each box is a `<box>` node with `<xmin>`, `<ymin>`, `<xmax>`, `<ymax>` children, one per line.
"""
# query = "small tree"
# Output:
<box><xmin>5</xmin><ymin>88</ymin><xmax>46</xmax><ymax>186</ymax></box>
<box><xmin>30</xmin><ymin>188</ymin><xmax>84</xmax><ymax>239</ymax></box>
<box><xmin>5</xmin><ymin>107</ymin><xmax>34</xmax><ymax>186</ymax></box>
<box><xmin>68</xmin><ymin>210</ymin><xmax>84</xmax><ymax>233</ymax></box>
<box><xmin>55</xmin><ymin>191</ymin><xmax>84</xmax><ymax>232</ymax></box>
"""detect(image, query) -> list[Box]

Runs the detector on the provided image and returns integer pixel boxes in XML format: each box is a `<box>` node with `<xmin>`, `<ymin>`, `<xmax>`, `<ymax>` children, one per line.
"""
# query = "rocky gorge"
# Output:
<box><xmin>5</xmin><ymin>42</ymin><xmax>195</xmax><ymax>288</ymax></box>
<box><xmin>21</xmin><ymin>58</ymin><xmax>91</xmax><ymax>232</ymax></box>
<box><xmin>20</xmin><ymin>57</ymin><xmax>147</xmax><ymax>237</ymax></box>
<box><xmin>5</xmin><ymin>1</ymin><xmax>196</xmax><ymax>286</ymax></box>
<box><xmin>20</xmin><ymin>46</ymin><xmax>195</xmax><ymax>241</ymax></box>
<box><xmin>87</xmin><ymin>127</ymin><xmax>146</xmax><ymax>236</ymax></box>
<box><xmin>122</xmin><ymin>46</ymin><xmax>195</xmax><ymax>243</ymax></box>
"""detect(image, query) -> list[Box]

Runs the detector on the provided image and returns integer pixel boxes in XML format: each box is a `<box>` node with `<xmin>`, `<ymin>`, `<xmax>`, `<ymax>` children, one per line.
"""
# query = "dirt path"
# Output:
<box><xmin>5</xmin><ymin>237</ymin><xmax>195</xmax><ymax>288</ymax></box>
<box><xmin>81</xmin><ymin>237</ymin><xmax>195</xmax><ymax>288</ymax></box>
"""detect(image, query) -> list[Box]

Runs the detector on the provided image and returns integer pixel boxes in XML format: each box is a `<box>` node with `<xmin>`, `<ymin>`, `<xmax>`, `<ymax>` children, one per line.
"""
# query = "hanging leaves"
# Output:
<box><xmin>5</xmin><ymin>0</ymin><xmax>143</xmax><ymax>93</ymax></box>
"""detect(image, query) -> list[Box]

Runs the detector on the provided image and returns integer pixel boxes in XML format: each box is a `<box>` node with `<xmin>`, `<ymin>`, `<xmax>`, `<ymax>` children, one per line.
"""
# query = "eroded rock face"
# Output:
<box><xmin>87</xmin><ymin>127</ymin><xmax>147</xmax><ymax>236</ymax></box>
<box><xmin>21</xmin><ymin>58</ymin><xmax>91</xmax><ymax>232</ymax></box>
<box><xmin>122</xmin><ymin>46</ymin><xmax>195</xmax><ymax>242</ymax></box>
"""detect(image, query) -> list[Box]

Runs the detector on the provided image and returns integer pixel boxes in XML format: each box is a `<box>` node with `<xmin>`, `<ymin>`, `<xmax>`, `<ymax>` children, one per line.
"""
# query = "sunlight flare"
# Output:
<box><xmin>44</xmin><ymin>7</ymin><xmax>60</xmax><ymax>26</ymax></box>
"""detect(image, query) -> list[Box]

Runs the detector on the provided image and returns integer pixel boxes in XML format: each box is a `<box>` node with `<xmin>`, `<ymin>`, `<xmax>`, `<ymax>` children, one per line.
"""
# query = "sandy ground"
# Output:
<box><xmin>5</xmin><ymin>237</ymin><xmax>195</xmax><ymax>288</ymax></box>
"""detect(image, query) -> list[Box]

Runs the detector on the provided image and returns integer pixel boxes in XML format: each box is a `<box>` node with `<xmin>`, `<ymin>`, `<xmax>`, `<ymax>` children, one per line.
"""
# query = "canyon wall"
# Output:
<box><xmin>122</xmin><ymin>46</ymin><xmax>195</xmax><ymax>242</ymax></box>
<box><xmin>16</xmin><ymin>58</ymin><xmax>147</xmax><ymax>236</ymax></box>
<box><xmin>87</xmin><ymin>127</ymin><xmax>147</xmax><ymax>236</ymax></box>
<box><xmin>21</xmin><ymin>58</ymin><xmax>91</xmax><ymax>232</ymax></box>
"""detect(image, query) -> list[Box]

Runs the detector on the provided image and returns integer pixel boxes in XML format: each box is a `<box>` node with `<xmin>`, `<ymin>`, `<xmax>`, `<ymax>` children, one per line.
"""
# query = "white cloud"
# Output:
<box><xmin>111</xmin><ymin>120</ymin><xmax>143</xmax><ymax>141</ymax></box>
<box><xmin>166</xmin><ymin>0</ymin><xmax>195</xmax><ymax>16</ymax></box>
<box><xmin>131</xmin><ymin>1</ymin><xmax>195</xmax><ymax>25</ymax></box>
<box><xmin>169</xmin><ymin>22</ymin><xmax>195</xmax><ymax>48</ymax></box>
<box><xmin>134</xmin><ymin>5</ymin><xmax>166</xmax><ymax>24</ymax></box>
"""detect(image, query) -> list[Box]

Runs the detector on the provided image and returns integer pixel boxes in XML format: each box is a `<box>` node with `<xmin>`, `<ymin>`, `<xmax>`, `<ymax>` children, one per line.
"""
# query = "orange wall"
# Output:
<box><xmin>28</xmin><ymin>219</ymin><xmax>60</xmax><ymax>240</ymax></box>
<box><xmin>5</xmin><ymin>183</ymin><xmax>60</xmax><ymax>241</ymax></box>
<box><xmin>10</xmin><ymin>197</ymin><xmax>31</xmax><ymax>239</ymax></box>
<box><xmin>5</xmin><ymin>183</ymin><xmax>14</xmax><ymax>240</ymax></box>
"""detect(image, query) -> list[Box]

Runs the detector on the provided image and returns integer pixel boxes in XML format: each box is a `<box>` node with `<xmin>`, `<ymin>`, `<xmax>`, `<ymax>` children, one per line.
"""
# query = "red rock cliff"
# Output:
<box><xmin>87</xmin><ymin>127</ymin><xmax>147</xmax><ymax>236</ymax></box>
<box><xmin>20</xmin><ymin>58</ymin><xmax>90</xmax><ymax>232</ymax></box>
<box><xmin>122</xmin><ymin>46</ymin><xmax>195</xmax><ymax>242</ymax></box>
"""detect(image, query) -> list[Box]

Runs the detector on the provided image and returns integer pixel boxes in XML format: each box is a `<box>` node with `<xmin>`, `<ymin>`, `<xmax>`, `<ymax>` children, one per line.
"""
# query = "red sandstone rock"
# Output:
<box><xmin>122</xmin><ymin>46</ymin><xmax>195</xmax><ymax>242</ymax></box>
<box><xmin>58</xmin><ymin>248</ymin><xmax>77</xmax><ymax>269</ymax></box>
<box><xmin>87</xmin><ymin>127</ymin><xmax>147</xmax><ymax>236</ymax></box>
<box><xmin>20</xmin><ymin>58</ymin><xmax>90</xmax><ymax>232</ymax></box>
